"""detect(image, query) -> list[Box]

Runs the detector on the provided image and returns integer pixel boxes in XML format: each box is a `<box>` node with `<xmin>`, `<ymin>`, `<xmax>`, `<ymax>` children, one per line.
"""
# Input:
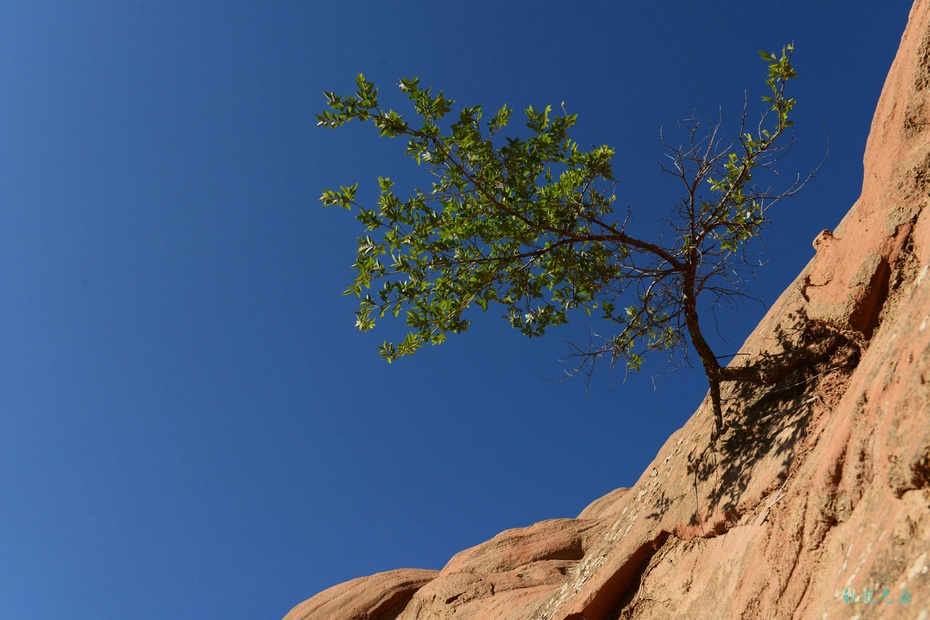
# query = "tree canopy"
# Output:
<box><xmin>318</xmin><ymin>45</ymin><xmax>812</xmax><ymax>436</ymax></box>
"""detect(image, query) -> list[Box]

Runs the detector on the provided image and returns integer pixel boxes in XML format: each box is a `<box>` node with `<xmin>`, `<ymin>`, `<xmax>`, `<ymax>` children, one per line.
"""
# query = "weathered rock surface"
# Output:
<box><xmin>285</xmin><ymin>2</ymin><xmax>930</xmax><ymax>617</ymax></box>
<box><xmin>284</xmin><ymin>568</ymin><xmax>438</xmax><ymax>620</ymax></box>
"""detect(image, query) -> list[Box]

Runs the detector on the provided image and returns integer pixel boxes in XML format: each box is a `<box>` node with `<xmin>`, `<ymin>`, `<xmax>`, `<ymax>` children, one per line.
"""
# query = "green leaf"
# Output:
<box><xmin>317</xmin><ymin>49</ymin><xmax>808</xmax><ymax>441</ymax></box>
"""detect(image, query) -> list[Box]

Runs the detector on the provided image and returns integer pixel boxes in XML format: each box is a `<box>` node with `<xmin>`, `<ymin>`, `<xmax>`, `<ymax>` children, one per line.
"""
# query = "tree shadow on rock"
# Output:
<box><xmin>685</xmin><ymin>313</ymin><xmax>859</xmax><ymax>523</ymax></box>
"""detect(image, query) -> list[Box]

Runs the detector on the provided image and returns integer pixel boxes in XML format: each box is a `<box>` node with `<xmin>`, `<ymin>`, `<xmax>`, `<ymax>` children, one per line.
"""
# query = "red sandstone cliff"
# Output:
<box><xmin>286</xmin><ymin>2</ymin><xmax>930</xmax><ymax>617</ymax></box>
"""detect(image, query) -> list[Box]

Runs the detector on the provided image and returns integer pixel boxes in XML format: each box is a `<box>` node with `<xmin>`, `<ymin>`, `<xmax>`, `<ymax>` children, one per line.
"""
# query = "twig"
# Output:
<box><xmin>757</xmin><ymin>480</ymin><xmax>788</xmax><ymax>525</ymax></box>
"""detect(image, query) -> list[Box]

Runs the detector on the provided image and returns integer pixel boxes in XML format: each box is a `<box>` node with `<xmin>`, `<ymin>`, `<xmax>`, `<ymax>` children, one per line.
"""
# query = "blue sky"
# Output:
<box><xmin>0</xmin><ymin>2</ymin><xmax>911</xmax><ymax>618</ymax></box>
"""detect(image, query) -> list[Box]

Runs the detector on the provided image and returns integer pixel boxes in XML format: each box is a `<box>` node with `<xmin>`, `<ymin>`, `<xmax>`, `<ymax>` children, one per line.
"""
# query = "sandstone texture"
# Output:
<box><xmin>284</xmin><ymin>569</ymin><xmax>439</xmax><ymax>620</ymax></box>
<box><xmin>286</xmin><ymin>2</ymin><xmax>930</xmax><ymax>618</ymax></box>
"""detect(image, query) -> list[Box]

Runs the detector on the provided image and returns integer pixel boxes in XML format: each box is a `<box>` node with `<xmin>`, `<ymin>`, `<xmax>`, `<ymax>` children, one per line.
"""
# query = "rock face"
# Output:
<box><xmin>286</xmin><ymin>2</ymin><xmax>930</xmax><ymax>618</ymax></box>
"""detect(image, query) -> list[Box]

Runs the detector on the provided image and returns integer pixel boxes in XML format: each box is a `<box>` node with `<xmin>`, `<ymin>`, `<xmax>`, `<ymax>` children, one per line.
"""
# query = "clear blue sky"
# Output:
<box><xmin>0</xmin><ymin>2</ymin><xmax>910</xmax><ymax>618</ymax></box>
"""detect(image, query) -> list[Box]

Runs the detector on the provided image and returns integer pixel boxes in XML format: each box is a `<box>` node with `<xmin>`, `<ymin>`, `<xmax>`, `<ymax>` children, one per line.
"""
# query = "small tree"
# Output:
<box><xmin>318</xmin><ymin>45</ymin><xmax>811</xmax><ymax>437</ymax></box>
